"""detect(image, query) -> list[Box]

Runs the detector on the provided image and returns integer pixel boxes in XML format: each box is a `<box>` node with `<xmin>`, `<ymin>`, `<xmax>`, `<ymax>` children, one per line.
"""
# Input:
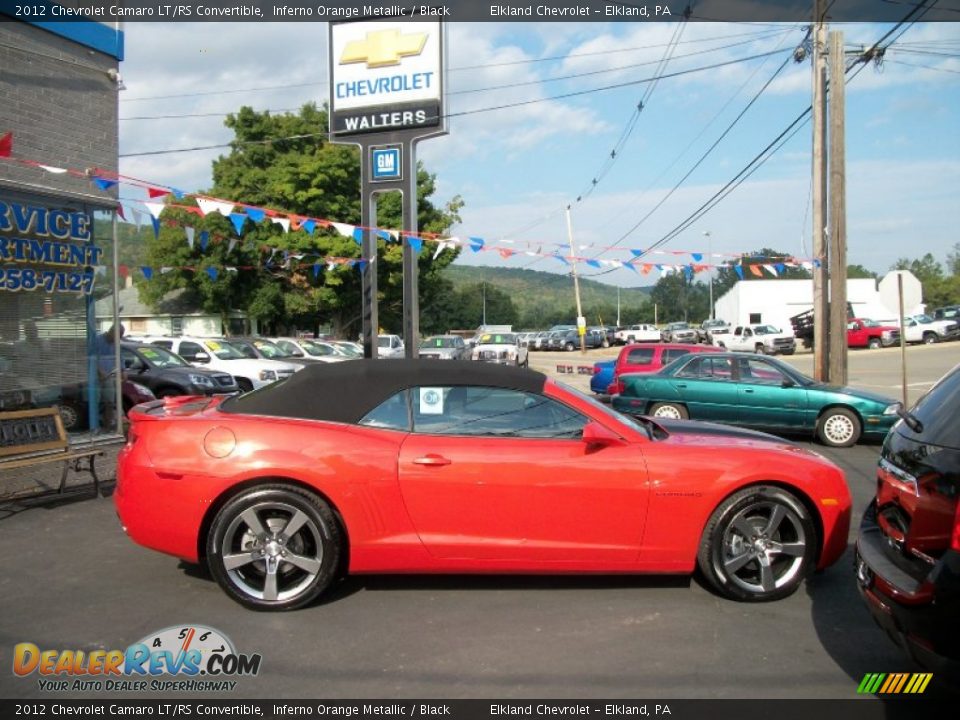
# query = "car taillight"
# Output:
<box><xmin>952</xmin><ymin>500</ymin><xmax>960</xmax><ymax>552</ymax></box>
<box><xmin>608</xmin><ymin>380</ymin><xmax>624</xmax><ymax>395</ymax></box>
<box><xmin>593</xmin><ymin>366</ymin><xmax>601</xmax><ymax>375</ymax></box>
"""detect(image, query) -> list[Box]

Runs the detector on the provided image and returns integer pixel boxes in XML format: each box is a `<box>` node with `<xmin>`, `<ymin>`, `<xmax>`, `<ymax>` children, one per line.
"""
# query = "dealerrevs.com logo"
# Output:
<box><xmin>13</xmin><ymin>625</ymin><xmax>262</xmax><ymax>692</ymax></box>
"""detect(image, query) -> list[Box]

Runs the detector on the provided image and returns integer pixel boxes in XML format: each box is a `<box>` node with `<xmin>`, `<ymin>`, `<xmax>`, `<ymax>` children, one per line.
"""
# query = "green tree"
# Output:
<box><xmin>139</xmin><ymin>103</ymin><xmax>463</xmax><ymax>338</ymax></box>
<box><xmin>945</xmin><ymin>242</ymin><xmax>960</xmax><ymax>276</ymax></box>
<box><xmin>846</xmin><ymin>264</ymin><xmax>877</xmax><ymax>279</ymax></box>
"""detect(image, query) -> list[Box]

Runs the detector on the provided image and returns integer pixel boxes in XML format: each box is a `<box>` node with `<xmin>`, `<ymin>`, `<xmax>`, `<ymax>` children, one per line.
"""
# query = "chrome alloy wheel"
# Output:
<box><xmin>221</xmin><ymin>502</ymin><xmax>324</xmax><ymax>602</ymax></box>
<box><xmin>821</xmin><ymin>413</ymin><xmax>856</xmax><ymax>446</ymax></box>
<box><xmin>652</xmin><ymin>404</ymin><xmax>684</xmax><ymax>420</ymax></box>
<box><xmin>720</xmin><ymin>501</ymin><xmax>807</xmax><ymax>595</ymax></box>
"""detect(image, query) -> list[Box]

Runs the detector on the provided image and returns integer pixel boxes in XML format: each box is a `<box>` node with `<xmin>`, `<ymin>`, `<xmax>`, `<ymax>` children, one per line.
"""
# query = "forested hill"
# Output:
<box><xmin>443</xmin><ymin>264</ymin><xmax>651</xmax><ymax>321</ymax></box>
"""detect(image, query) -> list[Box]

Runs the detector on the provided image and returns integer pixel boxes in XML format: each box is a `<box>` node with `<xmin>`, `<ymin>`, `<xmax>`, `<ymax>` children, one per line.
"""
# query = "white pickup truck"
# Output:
<box><xmin>721</xmin><ymin>324</ymin><xmax>797</xmax><ymax>355</ymax></box>
<box><xmin>614</xmin><ymin>324</ymin><xmax>661</xmax><ymax>344</ymax></box>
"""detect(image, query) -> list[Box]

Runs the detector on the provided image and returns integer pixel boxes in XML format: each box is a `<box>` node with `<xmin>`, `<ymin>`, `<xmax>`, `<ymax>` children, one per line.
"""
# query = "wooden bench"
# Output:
<box><xmin>0</xmin><ymin>407</ymin><xmax>104</xmax><ymax>495</ymax></box>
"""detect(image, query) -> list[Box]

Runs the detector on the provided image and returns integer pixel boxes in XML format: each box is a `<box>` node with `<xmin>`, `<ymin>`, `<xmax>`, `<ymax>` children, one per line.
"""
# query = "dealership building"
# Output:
<box><xmin>0</xmin><ymin>17</ymin><xmax>125</xmax><ymax>467</ymax></box>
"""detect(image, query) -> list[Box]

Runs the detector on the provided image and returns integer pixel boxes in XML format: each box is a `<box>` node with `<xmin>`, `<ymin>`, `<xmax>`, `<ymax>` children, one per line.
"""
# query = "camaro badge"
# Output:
<box><xmin>341</xmin><ymin>29</ymin><xmax>428</xmax><ymax>68</ymax></box>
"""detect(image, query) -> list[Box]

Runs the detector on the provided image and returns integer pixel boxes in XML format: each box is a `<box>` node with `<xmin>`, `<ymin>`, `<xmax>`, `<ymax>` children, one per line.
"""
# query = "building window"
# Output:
<box><xmin>749</xmin><ymin>313</ymin><xmax>762</xmax><ymax>324</ymax></box>
<box><xmin>171</xmin><ymin>316</ymin><xmax>184</xmax><ymax>335</ymax></box>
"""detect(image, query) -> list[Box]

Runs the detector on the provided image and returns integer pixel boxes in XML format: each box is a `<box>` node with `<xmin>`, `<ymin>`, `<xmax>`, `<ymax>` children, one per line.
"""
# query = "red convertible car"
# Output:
<box><xmin>116</xmin><ymin>360</ymin><xmax>852</xmax><ymax>610</ymax></box>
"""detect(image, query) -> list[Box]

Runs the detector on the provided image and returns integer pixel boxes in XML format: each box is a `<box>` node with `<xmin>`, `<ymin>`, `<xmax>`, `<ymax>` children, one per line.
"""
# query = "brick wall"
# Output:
<box><xmin>0</xmin><ymin>22</ymin><xmax>119</xmax><ymax>207</ymax></box>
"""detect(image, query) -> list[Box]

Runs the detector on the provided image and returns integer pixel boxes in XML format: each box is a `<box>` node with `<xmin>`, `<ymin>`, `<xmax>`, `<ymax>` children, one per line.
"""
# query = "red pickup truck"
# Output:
<box><xmin>847</xmin><ymin>318</ymin><xmax>900</xmax><ymax>349</ymax></box>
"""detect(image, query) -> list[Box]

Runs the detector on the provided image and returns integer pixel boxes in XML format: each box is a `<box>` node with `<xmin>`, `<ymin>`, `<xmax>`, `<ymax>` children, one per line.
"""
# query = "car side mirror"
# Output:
<box><xmin>581</xmin><ymin>421</ymin><xmax>627</xmax><ymax>448</ymax></box>
<box><xmin>193</xmin><ymin>352</ymin><xmax>210</xmax><ymax>363</ymax></box>
<box><xmin>781</xmin><ymin>377</ymin><xmax>796</xmax><ymax>388</ymax></box>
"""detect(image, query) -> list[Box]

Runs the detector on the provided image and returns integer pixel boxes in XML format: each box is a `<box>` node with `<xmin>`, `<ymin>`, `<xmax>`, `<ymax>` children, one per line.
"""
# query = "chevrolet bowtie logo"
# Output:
<box><xmin>340</xmin><ymin>29</ymin><xmax>428</xmax><ymax>69</ymax></box>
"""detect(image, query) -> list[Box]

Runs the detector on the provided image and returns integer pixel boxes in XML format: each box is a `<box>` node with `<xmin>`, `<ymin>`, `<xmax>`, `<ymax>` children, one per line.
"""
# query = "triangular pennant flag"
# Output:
<box><xmin>801</xmin><ymin>261</ymin><xmax>814</xmax><ymax>270</ymax></box>
<box><xmin>206</xmin><ymin>267</ymin><xmax>218</xmax><ymax>281</ymax></box>
<box><xmin>150</xmin><ymin>217</ymin><xmax>161</xmax><ymax>238</ymax></box>
<box><xmin>749</xmin><ymin>264</ymin><xmax>763</xmax><ymax>277</ymax></box>
<box><xmin>433</xmin><ymin>241</ymin><xmax>452</xmax><ymax>260</ymax></box>
<box><xmin>775</xmin><ymin>263</ymin><xmax>786</xmax><ymax>275</ymax></box>
<box><xmin>300</xmin><ymin>219</ymin><xmax>316</xmax><ymax>234</ymax></box>
<box><xmin>0</xmin><ymin>131</ymin><xmax>12</xmax><ymax>158</ymax></box>
<box><xmin>313</xmin><ymin>263</ymin><xmax>321</xmax><ymax>278</ymax></box>
<box><xmin>813</xmin><ymin>259</ymin><xmax>822</xmax><ymax>268</ymax></box>
<box><xmin>160</xmin><ymin>266</ymin><xmax>174</xmax><ymax>274</ymax></box>
<box><xmin>199</xmin><ymin>231</ymin><xmax>209</xmax><ymax>252</ymax></box>
<box><xmin>246</xmin><ymin>208</ymin><xmax>266</xmax><ymax>223</ymax></box>
<box><xmin>498</xmin><ymin>248</ymin><xmax>514</xmax><ymax>259</ymax></box>
<box><xmin>227</xmin><ymin>238</ymin><xmax>238</xmax><ymax>255</ymax></box>
<box><xmin>629</xmin><ymin>249</ymin><xmax>645</xmax><ymax>258</ymax></box>
<box><xmin>357</xmin><ymin>260</ymin><xmax>369</xmax><ymax>272</ymax></box>
<box><xmin>196</xmin><ymin>198</ymin><xmax>235</xmax><ymax>217</ymax></box>
<box><xmin>141</xmin><ymin>266</ymin><xmax>153</xmax><ymax>280</ymax></box>
<box><xmin>684</xmin><ymin>265</ymin><xmax>694</xmax><ymax>281</ymax></box>
<box><xmin>641</xmin><ymin>264</ymin><xmax>652</xmax><ymax>275</ymax></box>
<box><xmin>147</xmin><ymin>187</ymin><xmax>169</xmax><ymax>199</ymax></box>
<box><xmin>408</xmin><ymin>236</ymin><xmax>424</xmax><ymax>253</ymax></box>
<box><xmin>272</xmin><ymin>217</ymin><xmax>290</xmax><ymax>233</ymax></box>
<box><xmin>143</xmin><ymin>201</ymin><xmax>165</xmax><ymax>220</ymax></box>
<box><xmin>226</xmin><ymin>267</ymin><xmax>238</xmax><ymax>274</ymax></box>
<box><xmin>763</xmin><ymin>264</ymin><xmax>778</xmax><ymax>277</ymax></box>
<box><xmin>116</xmin><ymin>205</ymin><xmax>126</xmax><ymax>221</ymax></box>
<box><xmin>131</xmin><ymin>209</ymin><xmax>143</xmax><ymax>229</ymax></box>
<box><xmin>185</xmin><ymin>227</ymin><xmax>195</xmax><ymax>249</ymax></box>
<box><xmin>230</xmin><ymin>213</ymin><xmax>247</xmax><ymax>236</ymax></box>
<box><xmin>735</xmin><ymin>265</ymin><xmax>744</xmax><ymax>280</ymax></box>
<box><xmin>170</xmin><ymin>188</ymin><xmax>186</xmax><ymax>199</ymax></box>
<box><xmin>469</xmin><ymin>237</ymin><xmax>485</xmax><ymax>252</ymax></box>
<box><xmin>326</xmin><ymin>261</ymin><xmax>338</xmax><ymax>272</ymax></box>
<box><xmin>376</xmin><ymin>229</ymin><xmax>393</xmax><ymax>242</ymax></box>
<box><xmin>586</xmin><ymin>259</ymin><xmax>601</xmax><ymax>269</ymax></box>
<box><xmin>623</xmin><ymin>262</ymin><xmax>638</xmax><ymax>273</ymax></box>
<box><xmin>553</xmin><ymin>255</ymin><xmax>569</xmax><ymax>265</ymax></box>
<box><xmin>38</xmin><ymin>164</ymin><xmax>68</xmax><ymax>174</ymax></box>
<box><xmin>691</xmin><ymin>253</ymin><xmax>703</xmax><ymax>262</ymax></box>
<box><xmin>331</xmin><ymin>222</ymin><xmax>355</xmax><ymax>237</ymax></box>
<box><xmin>92</xmin><ymin>176</ymin><xmax>118</xmax><ymax>191</ymax></box>
<box><xmin>352</xmin><ymin>228</ymin><xmax>363</xmax><ymax>246</ymax></box>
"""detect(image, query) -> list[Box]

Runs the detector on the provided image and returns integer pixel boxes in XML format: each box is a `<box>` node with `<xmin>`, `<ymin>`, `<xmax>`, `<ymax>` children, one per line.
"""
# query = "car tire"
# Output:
<box><xmin>206</xmin><ymin>484</ymin><xmax>342</xmax><ymax>611</ymax></box>
<box><xmin>156</xmin><ymin>386</ymin><xmax>181</xmax><ymax>398</ymax></box>
<box><xmin>754</xmin><ymin>344</ymin><xmax>767</xmax><ymax>355</ymax></box>
<box><xmin>649</xmin><ymin>402</ymin><xmax>689</xmax><ymax>420</ymax></box>
<box><xmin>817</xmin><ymin>407</ymin><xmax>861</xmax><ymax>448</ymax></box>
<box><xmin>236</xmin><ymin>377</ymin><xmax>254</xmax><ymax>393</ymax></box>
<box><xmin>565</xmin><ymin>342</ymin><xmax>575</xmax><ymax>352</ymax></box>
<box><xmin>697</xmin><ymin>485</ymin><xmax>817</xmax><ymax>602</ymax></box>
<box><xmin>867</xmin><ymin>338</ymin><xmax>882</xmax><ymax>350</ymax></box>
<box><xmin>716</xmin><ymin>341</ymin><xmax>726</xmax><ymax>348</ymax></box>
<box><xmin>923</xmin><ymin>332</ymin><xmax>939</xmax><ymax>345</ymax></box>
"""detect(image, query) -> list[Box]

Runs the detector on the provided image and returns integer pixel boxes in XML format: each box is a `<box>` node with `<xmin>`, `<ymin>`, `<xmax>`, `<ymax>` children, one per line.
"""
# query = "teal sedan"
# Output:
<box><xmin>611</xmin><ymin>352</ymin><xmax>900</xmax><ymax>447</ymax></box>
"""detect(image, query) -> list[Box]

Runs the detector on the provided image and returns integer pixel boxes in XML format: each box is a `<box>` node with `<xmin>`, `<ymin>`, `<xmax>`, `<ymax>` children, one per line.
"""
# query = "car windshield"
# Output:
<box><xmin>913</xmin><ymin>314</ymin><xmax>934</xmax><ymax>324</ymax></box>
<box><xmin>421</xmin><ymin>337</ymin><xmax>458</xmax><ymax>349</ymax></box>
<box><xmin>251</xmin><ymin>339</ymin><xmax>293</xmax><ymax>359</ymax></box>
<box><xmin>753</xmin><ymin>325</ymin><xmax>781</xmax><ymax>335</ymax></box>
<box><xmin>861</xmin><ymin>319</ymin><xmax>881</xmax><ymax>327</ymax></box>
<box><xmin>300</xmin><ymin>340</ymin><xmax>335</xmax><ymax>357</ymax></box>
<box><xmin>377</xmin><ymin>336</ymin><xmax>395</xmax><ymax>348</ymax></box>
<box><xmin>136</xmin><ymin>345</ymin><xmax>188</xmax><ymax>368</ymax></box>
<box><xmin>333</xmin><ymin>343</ymin><xmax>362</xmax><ymax>357</ymax></box>
<box><xmin>203</xmin><ymin>339</ymin><xmax>246</xmax><ymax>360</ymax></box>
<box><xmin>478</xmin><ymin>334</ymin><xmax>516</xmax><ymax>344</ymax></box>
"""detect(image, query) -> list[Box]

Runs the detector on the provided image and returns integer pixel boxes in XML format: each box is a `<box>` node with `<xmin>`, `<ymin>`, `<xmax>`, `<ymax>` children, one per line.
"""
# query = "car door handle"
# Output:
<box><xmin>412</xmin><ymin>455</ymin><xmax>452</xmax><ymax>466</ymax></box>
<box><xmin>676</xmin><ymin>383</ymin><xmax>687</xmax><ymax>389</ymax></box>
<box><xmin>743</xmin><ymin>389</ymin><xmax>755</xmax><ymax>393</ymax></box>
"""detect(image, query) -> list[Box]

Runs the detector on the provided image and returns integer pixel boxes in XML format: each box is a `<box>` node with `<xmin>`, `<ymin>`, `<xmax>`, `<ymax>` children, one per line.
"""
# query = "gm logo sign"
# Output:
<box><xmin>371</xmin><ymin>146</ymin><xmax>402</xmax><ymax>182</ymax></box>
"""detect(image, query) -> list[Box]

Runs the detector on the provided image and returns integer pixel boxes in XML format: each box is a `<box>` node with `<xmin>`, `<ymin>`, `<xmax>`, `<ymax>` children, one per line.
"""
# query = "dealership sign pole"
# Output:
<box><xmin>329</xmin><ymin>19</ymin><xmax>447</xmax><ymax>359</ymax></box>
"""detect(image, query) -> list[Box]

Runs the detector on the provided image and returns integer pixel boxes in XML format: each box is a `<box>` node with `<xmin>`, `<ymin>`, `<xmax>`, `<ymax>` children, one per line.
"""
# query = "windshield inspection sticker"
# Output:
<box><xmin>420</xmin><ymin>388</ymin><xmax>444</xmax><ymax>415</ymax></box>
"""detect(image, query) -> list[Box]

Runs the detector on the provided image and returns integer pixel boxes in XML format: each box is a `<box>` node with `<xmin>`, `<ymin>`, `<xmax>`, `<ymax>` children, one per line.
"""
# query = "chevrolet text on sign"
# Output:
<box><xmin>330</xmin><ymin>21</ymin><xmax>443</xmax><ymax>136</ymax></box>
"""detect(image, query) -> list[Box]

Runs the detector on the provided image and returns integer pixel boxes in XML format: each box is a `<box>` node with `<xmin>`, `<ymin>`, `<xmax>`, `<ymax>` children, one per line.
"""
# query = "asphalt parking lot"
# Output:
<box><xmin>1</xmin><ymin>344</ymin><xmax>957</xmax><ymax>700</ymax></box>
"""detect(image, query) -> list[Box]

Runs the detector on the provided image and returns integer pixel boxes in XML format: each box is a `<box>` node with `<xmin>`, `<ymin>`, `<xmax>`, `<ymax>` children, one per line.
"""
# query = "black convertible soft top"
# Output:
<box><xmin>218</xmin><ymin>359</ymin><xmax>546</xmax><ymax>424</ymax></box>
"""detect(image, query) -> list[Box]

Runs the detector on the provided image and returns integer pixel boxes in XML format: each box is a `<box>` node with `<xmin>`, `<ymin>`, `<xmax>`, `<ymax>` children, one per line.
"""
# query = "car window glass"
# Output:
<box><xmin>411</xmin><ymin>386</ymin><xmax>586</xmax><ymax>439</ymax></box>
<box><xmin>252</xmin><ymin>340</ymin><xmax>289</xmax><ymax>359</ymax></box>
<box><xmin>358</xmin><ymin>390</ymin><xmax>411</xmax><ymax>431</ymax></box>
<box><xmin>676</xmin><ymin>357</ymin><xmax>701</xmax><ymax>378</ymax></box>
<box><xmin>179</xmin><ymin>341</ymin><xmax>203</xmax><ymax>360</ymax></box>
<box><xmin>227</xmin><ymin>342</ymin><xmax>258</xmax><ymax>359</ymax></box>
<box><xmin>138</xmin><ymin>345</ymin><xmax>187</xmax><ymax>368</ymax></box>
<box><xmin>150</xmin><ymin>340</ymin><xmax>173</xmax><ymax>350</ymax></box>
<box><xmin>121</xmin><ymin>348</ymin><xmax>144</xmax><ymax>370</ymax></box>
<box><xmin>204</xmin><ymin>340</ymin><xmax>245</xmax><ymax>360</ymax></box>
<box><xmin>703</xmin><ymin>357</ymin><xmax>734</xmax><ymax>379</ymax></box>
<box><xmin>276</xmin><ymin>340</ymin><xmax>298</xmax><ymax>354</ymax></box>
<box><xmin>905</xmin><ymin>366</ymin><xmax>960</xmax><ymax>449</ymax></box>
<box><xmin>662</xmin><ymin>349</ymin><xmax>692</xmax><ymax>364</ymax></box>
<box><xmin>739</xmin><ymin>358</ymin><xmax>786</xmax><ymax>384</ymax></box>
<box><xmin>625</xmin><ymin>347</ymin><xmax>655</xmax><ymax>365</ymax></box>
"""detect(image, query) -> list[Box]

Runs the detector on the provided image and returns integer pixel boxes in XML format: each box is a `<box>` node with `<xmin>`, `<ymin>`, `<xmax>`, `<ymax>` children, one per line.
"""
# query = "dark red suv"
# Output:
<box><xmin>855</xmin><ymin>363</ymin><xmax>960</xmax><ymax>681</ymax></box>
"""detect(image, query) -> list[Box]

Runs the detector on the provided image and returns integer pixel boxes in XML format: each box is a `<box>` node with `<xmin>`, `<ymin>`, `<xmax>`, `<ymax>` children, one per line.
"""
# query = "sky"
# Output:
<box><xmin>117</xmin><ymin>19</ymin><xmax>960</xmax><ymax>287</ymax></box>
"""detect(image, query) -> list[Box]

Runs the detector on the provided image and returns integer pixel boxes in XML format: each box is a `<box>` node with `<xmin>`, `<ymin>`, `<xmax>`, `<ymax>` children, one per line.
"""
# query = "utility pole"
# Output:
<box><xmin>565</xmin><ymin>206</ymin><xmax>586</xmax><ymax>353</ymax></box>
<box><xmin>703</xmin><ymin>230</ymin><xmax>714</xmax><ymax>319</ymax></box>
<box><xmin>616</xmin><ymin>286</ymin><xmax>621</xmax><ymax>327</ymax></box>
<box><xmin>812</xmin><ymin>0</ymin><xmax>830</xmax><ymax>381</ymax></box>
<box><xmin>828</xmin><ymin>30</ymin><xmax>848</xmax><ymax>385</ymax></box>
